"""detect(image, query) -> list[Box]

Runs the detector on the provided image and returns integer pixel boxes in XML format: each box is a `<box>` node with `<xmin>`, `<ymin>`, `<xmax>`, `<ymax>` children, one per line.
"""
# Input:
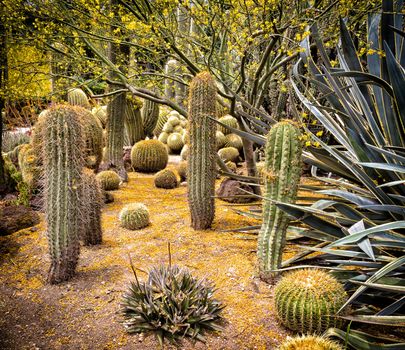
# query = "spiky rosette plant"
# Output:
<box><xmin>96</xmin><ymin>170</ymin><xmax>120</xmax><ymax>191</ymax></box>
<box><xmin>154</xmin><ymin>169</ymin><xmax>178</xmax><ymax>189</ymax></box>
<box><xmin>278</xmin><ymin>335</ymin><xmax>343</xmax><ymax>350</ymax></box>
<box><xmin>275</xmin><ymin>269</ymin><xmax>347</xmax><ymax>334</ymax></box>
<box><xmin>41</xmin><ymin>105</ymin><xmax>85</xmax><ymax>284</ymax></box>
<box><xmin>119</xmin><ymin>203</ymin><xmax>150</xmax><ymax>230</ymax></box>
<box><xmin>121</xmin><ymin>263</ymin><xmax>224</xmax><ymax>345</ymax></box>
<box><xmin>187</xmin><ymin>72</ymin><xmax>217</xmax><ymax>230</ymax></box>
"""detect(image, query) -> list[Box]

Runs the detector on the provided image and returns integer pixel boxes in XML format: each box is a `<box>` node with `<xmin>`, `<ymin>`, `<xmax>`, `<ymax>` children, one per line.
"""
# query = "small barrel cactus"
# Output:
<box><xmin>96</xmin><ymin>170</ymin><xmax>121</xmax><ymax>191</ymax></box>
<box><xmin>225</xmin><ymin>133</ymin><xmax>243</xmax><ymax>151</ymax></box>
<box><xmin>82</xmin><ymin>169</ymin><xmax>103</xmax><ymax>245</ymax></box>
<box><xmin>275</xmin><ymin>269</ymin><xmax>347</xmax><ymax>334</ymax></box>
<box><xmin>225</xmin><ymin>161</ymin><xmax>237</xmax><ymax>173</ymax></box>
<box><xmin>41</xmin><ymin>105</ymin><xmax>85</xmax><ymax>283</ymax></box>
<box><xmin>162</xmin><ymin>122</ymin><xmax>174</xmax><ymax>133</ymax></box>
<box><xmin>187</xmin><ymin>72</ymin><xmax>217</xmax><ymax>229</ymax></box>
<box><xmin>167</xmin><ymin>115</ymin><xmax>180</xmax><ymax>126</ymax></box>
<box><xmin>216</xmin><ymin>131</ymin><xmax>227</xmax><ymax>150</ymax></box>
<box><xmin>142</xmin><ymin>98</ymin><xmax>159</xmax><ymax>137</ymax></box>
<box><xmin>131</xmin><ymin>140</ymin><xmax>168</xmax><ymax>173</ymax></box>
<box><xmin>180</xmin><ymin>144</ymin><xmax>189</xmax><ymax>160</ymax></box>
<box><xmin>158</xmin><ymin>131</ymin><xmax>169</xmax><ymax>144</ymax></box>
<box><xmin>119</xmin><ymin>203</ymin><xmax>150</xmax><ymax>230</ymax></box>
<box><xmin>218</xmin><ymin>147</ymin><xmax>239</xmax><ymax>163</ymax></box>
<box><xmin>67</xmin><ymin>88</ymin><xmax>91</xmax><ymax>109</ymax></box>
<box><xmin>257</xmin><ymin>120</ymin><xmax>302</xmax><ymax>279</ymax></box>
<box><xmin>177</xmin><ymin>161</ymin><xmax>187</xmax><ymax>181</ymax></box>
<box><xmin>278</xmin><ymin>335</ymin><xmax>343</xmax><ymax>350</ymax></box>
<box><xmin>217</xmin><ymin>115</ymin><xmax>238</xmax><ymax>135</ymax></box>
<box><xmin>154</xmin><ymin>169</ymin><xmax>178</xmax><ymax>189</ymax></box>
<box><xmin>92</xmin><ymin>105</ymin><xmax>107</xmax><ymax>128</ymax></box>
<box><xmin>167</xmin><ymin>133</ymin><xmax>183</xmax><ymax>152</ymax></box>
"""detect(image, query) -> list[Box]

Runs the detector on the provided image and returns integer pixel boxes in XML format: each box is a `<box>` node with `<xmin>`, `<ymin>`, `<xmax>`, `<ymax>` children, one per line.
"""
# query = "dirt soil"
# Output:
<box><xmin>0</xmin><ymin>161</ymin><xmax>296</xmax><ymax>350</ymax></box>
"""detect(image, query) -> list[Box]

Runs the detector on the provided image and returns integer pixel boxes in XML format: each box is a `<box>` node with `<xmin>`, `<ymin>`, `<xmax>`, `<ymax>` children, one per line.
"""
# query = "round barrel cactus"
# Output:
<box><xmin>119</xmin><ymin>203</ymin><xmax>150</xmax><ymax>230</ymax></box>
<box><xmin>217</xmin><ymin>115</ymin><xmax>238</xmax><ymax>135</ymax></box>
<box><xmin>154</xmin><ymin>169</ymin><xmax>178</xmax><ymax>189</ymax></box>
<box><xmin>216</xmin><ymin>131</ymin><xmax>227</xmax><ymax>150</ymax></box>
<box><xmin>225</xmin><ymin>133</ymin><xmax>243</xmax><ymax>151</ymax></box>
<box><xmin>131</xmin><ymin>140</ymin><xmax>168</xmax><ymax>173</ymax></box>
<box><xmin>167</xmin><ymin>133</ymin><xmax>183</xmax><ymax>152</ymax></box>
<box><xmin>96</xmin><ymin>170</ymin><xmax>120</xmax><ymax>191</ymax></box>
<box><xmin>177</xmin><ymin>161</ymin><xmax>187</xmax><ymax>181</ymax></box>
<box><xmin>279</xmin><ymin>335</ymin><xmax>343</xmax><ymax>350</ymax></box>
<box><xmin>275</xmin><ymin>269</ymin><xmax>347</xmax><ymax>334</ymax></box>
<box><xmin>218</xmin><ymin>147</ymin><xmax>239</xmax><ymax>163</ymax></box>
<box><xmin>67</xmin><ymin>88</ymin><xmax>91</xmax><ymax>109</ymax></box>
<box><xmin>92</xmin><ymin>105</ymin><xmax>107</xmax><ymax>128</ymax></box>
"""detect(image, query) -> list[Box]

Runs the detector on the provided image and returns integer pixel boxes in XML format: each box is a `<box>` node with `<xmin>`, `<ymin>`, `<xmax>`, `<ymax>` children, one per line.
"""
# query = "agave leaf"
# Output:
<box><xmin>350</xmin><ymin>280</ymin><xmax>405</xmax><ymax>293</ymax></box>
<box><xmin>348</xmin><ymin>220</ymin><xmax>375</xmax><ymax>261</ymax></box>
<box><xmin>377</xmin><ymin>296</ymin><xmax>405</xmax><ymax>316</ymax></box>
<box><xmin>341</xmin><ymin>315</ymin><xmax>405</xmax><ymax>327</ymax></box>
<box><xmin>359</xmin><ymin>162</ymin><xmax>405</xmax><ymax>174</ymax></box>
<box><xmin>324</xmin><ymin>328</ymin><xmax>405</xmax><ymax>349</ymax></box>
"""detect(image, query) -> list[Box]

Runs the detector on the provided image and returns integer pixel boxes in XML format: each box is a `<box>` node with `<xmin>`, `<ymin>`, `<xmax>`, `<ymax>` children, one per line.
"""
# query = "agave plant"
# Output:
<box><xmin>273</xmin><ymin>0</ymin><xmax>405</xmax><ymax>347</ymax></box>
<box><xmin>121</xmin><ymin>262</ymin><xmax>224</xmax><ymax>346</ymax></box>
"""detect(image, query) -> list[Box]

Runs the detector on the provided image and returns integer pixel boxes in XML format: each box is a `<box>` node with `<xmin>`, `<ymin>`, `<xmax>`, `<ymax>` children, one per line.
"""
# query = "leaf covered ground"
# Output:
<box><xmin>0</xmin><ymin>162</ymin><xmax>296</xmax><ymax>350</ymax></box>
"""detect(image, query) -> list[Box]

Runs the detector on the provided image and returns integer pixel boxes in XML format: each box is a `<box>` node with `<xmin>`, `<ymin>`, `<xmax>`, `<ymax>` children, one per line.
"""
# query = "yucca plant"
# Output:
<box><xmin>121</xmin><ymin>261</ymin><xmax>224</xmax><ymax>346</ymax></box>
<box><xmin>274</xmin><ymin>1</ymin><xmax>405</xmax><ymax>347</ymax></box>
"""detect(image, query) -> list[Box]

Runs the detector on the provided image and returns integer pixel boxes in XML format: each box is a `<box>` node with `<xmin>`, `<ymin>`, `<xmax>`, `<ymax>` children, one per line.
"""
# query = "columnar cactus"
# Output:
<box><xmin>41</xmin><ymin>105</ymin><xmax>85</xmax><ymax>284</ymax></box>
<box><xmin>187</xmin><ymin>72</ymin><xmax>217</xmax><ymax>229</ymax></box>
<box><xmin>257</xmin><ymin>120</ymin><xmax>302</xmax><ymax>279</ymax></box>
<box><xmin>131</xmin><ymin>140</ymin><xmax>168</xmax><ymax>173</ymax></box>
<box><xmin>278</xmin><ymin>335</ymin><xmax>344</xmax><ymax>350</ymax></box>
<box><xmin>142</xmin><ymin>98</ymin><xmax>160</xmax><ymax>137</ymax></box>
<box><xmin>124</xmin><ymin>97</ymin><xmax>144</xmax><ymax>146</ymax></box>
<box><xmin>274</xmin><ymin>269</ymin><xmax>347</xmax><ymax>334</ymax></box>
<box><xmin>119</xmin><ymin>203</ymin><xmax>150</xmax><ymax>230</ymax></box>
<box><xmin>67</xmin><ymin>88</ymin><xmax>91</xmax><ymax>109</ymax></box>
<box><xmin>75</xmin><ymin>107</ymin><xmax>103</xmax><ymax>170</ymax></box>
<box><xmin>82</xmin><ymin>168</ymin><xmax>103</xmax><ymax>245</ymax></box>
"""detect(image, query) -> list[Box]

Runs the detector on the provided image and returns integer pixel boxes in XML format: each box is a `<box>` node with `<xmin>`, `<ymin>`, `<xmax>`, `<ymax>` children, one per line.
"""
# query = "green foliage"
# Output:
<box><xmin>154</xmin><ymin>169</ymin><xmax>178</xmax><ymax>189</ymax></box>
<box><xmin>41</xmin><ymin>105</ymin><xmax>85</xmax><ymax>284</ymax></box>
<box><xmin>187</xmin><ymin>72</ymin><xmax>217</xmax><ymax>230</ymax></box>
<box><xmin>257</xmin><ymin>120</ymin><xmax>302</xmax><ymax>279</ymax></box>
<box><xmin>96</xmin><ymin>170</ymin><xmax>120</xmax><ymax>191</ymax></box>
<box><xmin>82</xmin><ymin>169</ymin><xmax>103</xmax><ymax>245</ymax></box>
<box><xmin>121</xmin><ymin>264</ymin><xmax>224</xmax><ymax>345</ymax></box>
<box><xmin>278</xmin><ymin>335</ymin><xmax>344</xmax><ymax>350</ymax></box>
<box><xmin>119</xmin><ymin>203</ymin><xmax>150</xmax><ymax>230</ymax></box>
<box><xmin>218</xmin><ymin>146</ymin><xmax>239</xmax><ymax>163</ymax></box>
<box><xmin>130</xmin><ymin>139</ymin><xmax>168</xmax><ymax>173</ymax></box>
<box><xmin>275</xmin><ymin>269</ymin><xmax>347</xmax><ymax>334</ymax></box>
<box><xmin>3</xmin><ymin>154</ymin><xmax>29</xmax><ymax>206</ymax></box>
<box><xmin>67</xmin><ymin>88</ymin><xmax>91</xmax><ymax>109</ymax></box>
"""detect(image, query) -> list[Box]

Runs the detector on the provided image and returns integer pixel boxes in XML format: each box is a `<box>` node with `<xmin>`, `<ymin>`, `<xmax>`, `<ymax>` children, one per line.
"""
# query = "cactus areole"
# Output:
<box><xmin>187</xmin><ymin>72</ymin><xmax>217</xmax><ymax>230</ymax></box>
<box><xmin>257</xmin><ymin>120</ymin><xmax>302</xmax><ymax>280</ymax></box>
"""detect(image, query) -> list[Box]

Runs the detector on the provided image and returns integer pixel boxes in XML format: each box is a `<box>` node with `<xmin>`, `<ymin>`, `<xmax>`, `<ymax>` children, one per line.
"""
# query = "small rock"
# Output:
<box><xmin>0</xmin><ymin>204</ymin><xmax>40</xmax><ymax>236</ymax></box>
<box><xmin>216</xmin><ymin>178</ymin><xmax>256</xmax><ymax>203</ymax></box>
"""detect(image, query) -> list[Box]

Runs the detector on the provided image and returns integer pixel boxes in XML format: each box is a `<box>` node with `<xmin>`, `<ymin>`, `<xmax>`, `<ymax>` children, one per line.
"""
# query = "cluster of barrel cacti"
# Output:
<box><xmin>156</xmin><ymin>111</ymin><xmax>188</xmax><ymax>154</ymax></box>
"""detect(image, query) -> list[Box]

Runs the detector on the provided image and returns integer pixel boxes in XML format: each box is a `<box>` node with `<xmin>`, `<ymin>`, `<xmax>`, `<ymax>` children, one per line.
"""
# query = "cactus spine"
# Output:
<box><xmin>187</xmin><ymin>72</ymin><xmax>217</xmax><ymax>229</ymax></box>
<box><xmin>257</xmin><ymin>120</ymin><xmax>302</xmax><ymax>279</ymax></box>
<box><xmin>42</xmin><ymin>105</ymin><xmax>85</xmax><ymax>284</ymax></box>
<box><xmin>124</xmin><ymin>97</ymin><xmax>144</xmax><ymax>146</ymax></box>
<box><xmin>82</xmin><ymin>169</ymin><xmax>103</xmax><ymax>245</ymax></box>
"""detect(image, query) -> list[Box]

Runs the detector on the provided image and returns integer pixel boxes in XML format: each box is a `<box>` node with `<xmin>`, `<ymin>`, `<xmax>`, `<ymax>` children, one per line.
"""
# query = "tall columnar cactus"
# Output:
<box><xmin>164</xmin><ymin>59</ymin><xmax>179</xmax><ymax>100</ymax></box>
<box><xmin>257</xmin><ymin>120</ymin><xmax>302</xmax><ymax>279</ymax></box>
<box><xmin>41</xmin><ymin>105</ymin><xmax>85</xmax><ymax>284</ymax></box>
<box><xmin>187</xmin><ymin>72</ymin><xmax>217</xmax><ymax>230</ymax></box>
<box><xmin>124</xmin><ymin>97</ymin><xmax>144</xmax><ymax>146</ymax></box>
<box><xmin>75</xmin><ymin>106</ymin><xmax>103</xmax><ymax>170</ymax></box>
<box><xmin>274</xmin><ymin>269</ymin><xmax>347</xmax><ymax>334</ymax></box>
<box><xmin>67</xmin><ymin>88</ymin><xmax>91</xmax><ymax>109</ymax></box>
<box><xmin>82</xmin><ymin>168</ymin><xmax>103</xmax><ymax>245</ymax></box>
<box><xmin>142</xmin><ymin>98</ymin><xmax>159</xmax><ymax>137</ymax></box>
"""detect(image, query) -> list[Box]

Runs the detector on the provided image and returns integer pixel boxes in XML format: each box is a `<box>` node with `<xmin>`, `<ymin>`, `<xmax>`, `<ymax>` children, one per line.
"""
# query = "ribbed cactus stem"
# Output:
<box><xmin>142</xmin><ymin>99</ymin><xmax>159</xmax><ymax>137</ymax></box>
<box><xmin>82</xmin><ymin>169</ymin><xmax>103</xmax><ymax>245</ymax></box>
<box><xmin>257</xmin><ymin>120</ymin><xmax>302</xmax><ymax>279</ymax></box>
<box><xmin>187</xmin><ymin>72</ymin><xmax>217</xmax><ymax>229</ymax></box>
<box><xmin>67</xmin><ymin>88</ymin><xmax>91</xmax><ymax>109</ymax></box>
<box><xmin>124</xmin><ymin>98</ymin><xmax>144</xmax><ymax>146</ymax></box>
<box><xmin>42</xmin><ymin>105</ymin><xmax>85</xmax><ymax>284</ymax></box>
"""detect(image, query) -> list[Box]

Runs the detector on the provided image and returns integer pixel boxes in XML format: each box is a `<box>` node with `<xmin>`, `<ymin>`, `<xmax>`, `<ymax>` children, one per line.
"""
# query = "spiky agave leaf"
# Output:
<box><xmin>121</xmin><ymin>264</ymin><xmax>224</xmax><ymax>345</ymax></box>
